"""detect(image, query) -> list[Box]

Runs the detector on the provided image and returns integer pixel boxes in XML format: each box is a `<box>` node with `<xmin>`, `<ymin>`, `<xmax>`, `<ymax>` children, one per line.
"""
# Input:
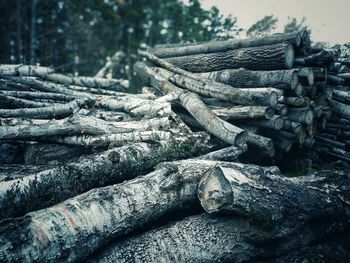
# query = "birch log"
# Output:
<box><xmin>198</xmin><ymin>166</ymin><xmax>350</xmax><ymax>226</ymax></box>
<box><xmin>211</xmin><ymin>106</ymin><xmax>274</xmax><ymax>120</ymax></box>
<box><xmin>0</xmin><ymin>64</ymin><xmax>128</xmax><ymax>91</ymax></box>
<box><xmin>198</xmin><ymin>68</ymin><xmax>299</xmax><ymax>89</ymax></box>
<box><xmin>0</xmin><ymin>98</ymin><xmax>93</xmax><ymax>119</ymax></box>
<box><xmin>0</xmin><ymin>133</ymin><xmax>209</xmax><ymax>219</ymax></box>
<box><xmin>0</xmin><ymin>161</ymin><xmax>274</xmax><ymax>262</ymax></box>
<box><xmin>89</xmin><ymin>213</ymin><xmax>345</xmax><ymax>263</ymax></box>
<box><xmin>134</xmin><ymin>62</ymin><xmax>247</xmax><ymax>145</ymax></box>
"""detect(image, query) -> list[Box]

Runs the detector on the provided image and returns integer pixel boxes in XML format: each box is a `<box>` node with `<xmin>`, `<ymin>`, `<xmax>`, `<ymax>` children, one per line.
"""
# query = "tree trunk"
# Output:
<box><xmin>198</xmin><ymin>166</ymin><xmax>350</xmax><ymax>226</ymax></box>
<box><xmin>211</xmin><ymin>106</ymin><xmax>274</xmax><ymax>120</ymax></box>
<box><xmin>0</xmin><ymin>98</ymin><xmax>93</xmax><ymax>119</ymax></box>
<box><xmin>0</xmin><ymin>132</ymin><xmax>210</xmax><ymax>220</ymax></box>
<box><xmin>152</xmin><ymin>66</ymin><xmax>279</xmax><ymax>106</ymax></box>
<box><xmin>0</xmin><ymin>64</ymin><xmax>128</xmax><ymax>91</ymax></box>
<box><xmin>244</xmin><ymin>115</ymin><xmax>284</xmax><ymax>130</ymax></box>
<box><xmin>88</xmin><ymin>213</ymin><xmax>345</xmax><ymax>263</ymax></box>
<box><xmin>164</xmin><ymin>43</ymin><xmax>295</xmax><ymax>72</ymax></box>
<box><xmin>149</xmin><ymin>30</ymin><xmax>302</xmax><ymax>58</ymax></box>
<box><xmin>197</xmin><ymin>68</ymin><xmax>299</xmax><ymax>89</ymax></box>
<box><xmin>0</xmin><ymin>160</ymin><xmax>271</xmax><ymax>262</ymax></box>
<box><xmin>23</xmin><ymin>142</ymin><xmax>91</xmax><ymax>165</ymax></box>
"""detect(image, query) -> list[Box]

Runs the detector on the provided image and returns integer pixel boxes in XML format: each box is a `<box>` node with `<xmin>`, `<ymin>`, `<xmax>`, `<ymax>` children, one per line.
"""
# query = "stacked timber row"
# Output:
<box><xmin>312</xmin><ymin>44</ymin><xmax>350</xmax><ymax>164</ymax></box>
<box><xmin>142</xmin><ymin>29</ymin><xmax>348</xmax><ymax>168</ymax></box>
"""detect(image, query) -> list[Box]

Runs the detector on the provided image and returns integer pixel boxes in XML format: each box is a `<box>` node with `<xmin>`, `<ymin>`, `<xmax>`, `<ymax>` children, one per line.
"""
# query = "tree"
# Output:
<box><xmin>284</xmin><ymin>17</ymin><xmax>307</xmax><ymax>33</ymax></box>
<box><xmin>246</xmin><ymin>15</ymin><xmax>278</xmax><ymax>38</ymax></box>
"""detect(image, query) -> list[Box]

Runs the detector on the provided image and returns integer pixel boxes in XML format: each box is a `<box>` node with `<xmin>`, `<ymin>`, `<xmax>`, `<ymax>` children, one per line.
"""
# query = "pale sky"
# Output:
<box><xmin>200</xmin><ymin>0</ymin><xmax>350</xmax><ymax>44</ymax></box>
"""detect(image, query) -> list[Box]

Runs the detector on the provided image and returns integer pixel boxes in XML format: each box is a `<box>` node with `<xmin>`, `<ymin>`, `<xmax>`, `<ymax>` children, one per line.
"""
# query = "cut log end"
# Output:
<box><xmin>294</xmin><ymin>83</ymin><xmax>303</xmax><ymax>97</ymax></box>
<box><xmin>285</xmin><ymin>44</ymin><xmax>295</xmax><ymax>69</ymax></box>
<box><xmin>305</xmin><ymin>110</ymin><xmax>314</xmax><ymax>125</ymax></box>
<box><xmin>291</xmin><ymin>71</ymin><xmax>299</xmax><ymax>90</ymax></box>
<box><xmin>265</xmin><ymin>107</ymin><xmax>275</xmax><ymax>119</ymax></box>
<box><xmin>197</xmin><ymin>167</ymin><xmax>233</xmax><ymax>213</ymax></box>
<box><xmin>234</xmin><ymin>131</ymin><xmax>248</xmax><ymax>146</ymax></box>
<box><xmin>270</xmin><ymin>92</ymin><xmax>278</xmax><ymax>107</ymax></box>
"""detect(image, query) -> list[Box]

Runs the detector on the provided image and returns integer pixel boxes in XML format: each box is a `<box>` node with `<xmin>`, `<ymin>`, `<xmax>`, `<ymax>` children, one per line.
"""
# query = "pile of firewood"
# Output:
<box><xmin>0</xmin><ymin>30</ymin><xmax>350</xmax><ymax>262</ymax></box>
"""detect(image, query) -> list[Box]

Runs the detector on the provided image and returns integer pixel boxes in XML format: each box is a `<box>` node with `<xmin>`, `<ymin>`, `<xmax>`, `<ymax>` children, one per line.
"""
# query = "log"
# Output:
<box><xmin>245</xmin><ymin>115</ymin><xmax>284</xmax><ymax>130</ymax></box>
<box><xmin>0</xmin><ymin>94</ymin><xmax>56</xmax><ymax>108</ymax></box>
<box><xmin>329</xmin><ymin>99</ymin><xmax>350</xmax><ymax>120</ymax></box>
<box><xmin>152</xmin><ymin>66</ymin><xmax>279</xmax><ymax>106</ymax></box>
<box><xmin>273</xmin><ymin>137</ymin><xmax>293</xmax><ymax>152</ymax></box>
<box><xmin>197</xmin><ymin>68</ymin><xmax>299</xmax><ymax>89</ymax></box>
<box><xmin>134</xmin><ymin>62</ymin><xmax>247</xmax><ymax>145</ymax></box>
<box><xmin>0</xmin><ymin>133</ymin><xmax>210</xmax><ymax>219</ymax></box>
<box><xmin>23</xmin><ymin>142</ymin><xmax>91</xmax><ymax>165</ymax></box>
<box><xmin>0</xmin><ymin>164</ymin><xmax>55</xmax><ymax>182</ymax></box>
<box><xmin>195</xmin><ymin>145</ymin><xmax>247</xmax><ymax>161</ymax></box>
<box><xmin>287</xmin><ymin>107</ymin><xmax>314</xmax><ymax>125</ymax></box>
<box><xmin>0</xmin><ymin>115</ymin><xmax>175</xmax><ymax>140</ymax></box>
<box><xmin>284</xmin><ymin>121</ymin><xmax>302</xmax><ymax>134</ymax></box>
<box><xmin>164</xmin><ymin>43</ymin><xmax>295</xmax><ymax>72</ymax></box>
<box><xmin>0</xmin><ymin>98</ymin><xmax>93</xmax><ymax>119</ymax></box>
<box><xmin>211</xmin><ymin>106</ymin><xmax>274</xmax><ymax>120</ymax></box>
<box><xmin>150</xmin><ymin>30</ymin><xmax>302</xmax><ymax>58</ymax></box>
<box><xmin>0</xmin><ymin>161</ymin><xmax>273</xmax><ymax>262</ymax></box>
<box><xmin>0</xmin><ymin>64</ymin><xmax>128</xmax><ymax>91</ymax></box>
<box><xmin>275</xmin><ymin>104</ymin><xmax>288</xmax><ymax>115</ymax></box>
<box><xmin>284</xmin><ymin>96</ymin><xmax>309</xmax><ymax>107</ymax></box>
<box><xmin>48</xmin><ymin>131</ymin><xmax>174</xmax><ymax>147</ymax></box>
<box><xmin>198</xmin><ymin>166</ymin><xmax>350</xmax><ymax>226</ymax></box>
<box><xmin>95</xmin><ymin>51</ymin><xmax>125</xmax><ymax>78</ymax></box>
<box><xmin>88</xmin><ymin>212</ymin><xmax>347</xmax><ymax>263</ymax></box>
<box><xmin>295</xmin><ymin>50</ymin><xmax>336</xmax><ymax>66</ymax></box>
<box><xmin>0</xmin><ymin>90</ymin><xmax>75</xmax><ymax>102</ymax></box>
<box><xmin>297</xmin><ymin>67</ymin><xmax>314</xmax><ymax>85</ymax></box>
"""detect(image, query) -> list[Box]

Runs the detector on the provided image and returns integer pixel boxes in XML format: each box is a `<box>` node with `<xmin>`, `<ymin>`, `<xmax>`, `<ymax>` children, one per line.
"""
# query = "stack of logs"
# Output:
<box><xmin>0</xmin><ymin>30</ymin><xmax>350</xmax><ymax>262</ymax></box>
<box><xmin>138</xmin><ymin>29</ymin><xmax>350</xmax><ymax>169</ymax></box>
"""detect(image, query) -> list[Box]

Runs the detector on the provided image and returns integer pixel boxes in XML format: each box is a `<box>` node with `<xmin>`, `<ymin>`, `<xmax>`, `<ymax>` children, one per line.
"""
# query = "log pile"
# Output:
<box><xmin>0</xmin><ymin>31</ymin><xmax>350</xmax><ymax>263</ymax></box>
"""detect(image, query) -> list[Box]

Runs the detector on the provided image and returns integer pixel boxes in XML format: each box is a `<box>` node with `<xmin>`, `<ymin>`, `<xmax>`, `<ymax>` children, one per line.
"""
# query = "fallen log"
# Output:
<box><xmin>89</xmin><ymin>213</ymin><xmax>346</xmax><ymax>263</ymax></box>
<box><xmin>198</xmin><ymin>166</ymin><xmax>350</xmax><ymax>226</ymax></box>
<box><xmin>152</xmin><ymin>66</ymin><xmax>279</xmax><ymax>106</ymax></box>
<box><xmin>0</xmin><ymin>132</ymin><xmax>209</xmax><ymax>219</ymax></box>
<box><xmin>329</xmin><ymin>99</ymin><xmax>350</xmax><ymax>120</ymax></box>
<box><xmin>0</xmin><ymin>64</ymin><xmax>128</xmax><ymax>91</ymax></box>
<box><xmin>287</xmin><ymin>107</ymin><xmax>314</xmax><ymax>125</ymax></box>
<box><xmin>0</xmin><ymin>161</ymin><xmax>268</xmax><ymax>262</ymax></box>
<box><xmin>197</xmin><ymin>68</ymin><xmax>299</xmax><ymax>89</ymax></box>
<box><xmin>0</xmin><ymin>98</ymin><xmax>93</xmax><ymax>119</ymax></box>
<box><xmin>150</xmin><ymin>30</ymin><xmax>302</xmax><ymax>58</ymax></box>
<box><xmin>244</xmin><ymin>115</ymin><xmax>284</xmax><ymax>130</ymax></box>
<box><xmin>164</xmin><ymin>43</ymin><xmax>295</xmax><ymax>72</ymax></box>
<box><xmin>211</xmin><ymin>106</ymin><xmax>274</xmax><ymax>120</ymax></box>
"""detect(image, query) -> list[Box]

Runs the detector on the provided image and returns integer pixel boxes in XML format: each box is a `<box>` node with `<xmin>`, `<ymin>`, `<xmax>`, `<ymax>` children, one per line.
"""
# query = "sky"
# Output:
<box><xmin>200</xmin><ymin>0</ymin><xmax>350</xmax><ymax>44</ymax></box>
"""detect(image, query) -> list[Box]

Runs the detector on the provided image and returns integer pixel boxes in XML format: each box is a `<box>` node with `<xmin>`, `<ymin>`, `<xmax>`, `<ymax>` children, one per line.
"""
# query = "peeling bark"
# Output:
<box><xmin>134</xmin><ymin>62</ymin><xmax>247</xmax><ymax>145</ymax></box>
<box><xmin>0</xmin><ymin>161</ymin><xmax>272</xmax><ymax>262</ymax></box>
<box><xmin>0</xmin><ymin>132</ymin><xmax>210</xmax><ymax>219</ymax></box>
<box><xmin>198</xmin><ymin>166</ymin><xmax>350</xmax><ymax>227</ymax></box>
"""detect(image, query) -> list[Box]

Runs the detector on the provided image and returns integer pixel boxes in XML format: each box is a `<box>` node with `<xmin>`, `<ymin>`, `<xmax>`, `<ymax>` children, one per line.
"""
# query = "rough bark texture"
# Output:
<box><xmin>0</xmin><ymin>160</ymin><xmax>272</xmax><ymax>262</ymax></box>
<box><xmin>165</xmin><ymin>43</ymin><xmax>294</xmax><ymax>72</ymax></box>
<box><xmin>198</xmin><ymin>68</ymin><xmax>299</xmax><ymax>89</ymax></box>
<box><xmin>150</xmin><ymin>30</ymin><xmax>302</xmax><ymax>58</ymax></box>
<box><xmin>89</xmin><ymin>212</ymin><xmax>345</xmax><ymax>263</ymax></box>
<box><xmin>134</xmin><ymin>62</ymin><xmax>247</xmax><ymax>145</ymax></box>
<box><xmin>198</xmin><ymin>166</ymin><xmax>350</xmax><ymax>227</ymax></box>
<box><xmin>0</xmin><ymin>133</ymin><xmax>209</xmax><ymax>219</ymax></box>
<box><xmin>0</xmin><ymin>98</ymin><xmax>93</xmax><ymax>119</ymax></box>
<box><xmin>212</xmin><ymin>106</ymin><xmax>274</xmax><ymax>120</ymax></box>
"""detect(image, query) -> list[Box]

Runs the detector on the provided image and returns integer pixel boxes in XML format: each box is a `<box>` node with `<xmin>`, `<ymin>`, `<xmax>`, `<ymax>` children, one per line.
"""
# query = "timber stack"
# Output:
<box><xmin>0</xmin><ymin>30</ymin><xmax>350</xmax><ymax>262</ymax></box>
